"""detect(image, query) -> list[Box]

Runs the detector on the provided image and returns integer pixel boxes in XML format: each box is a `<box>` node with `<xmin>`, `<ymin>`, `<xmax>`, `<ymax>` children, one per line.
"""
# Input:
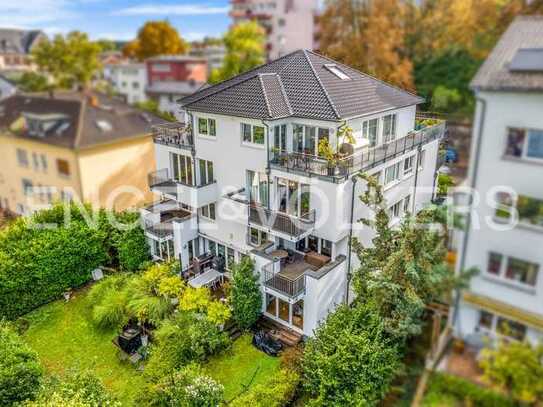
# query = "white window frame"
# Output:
<box><xmin>241</xmin><ymin>123</ymin><xmax>265</xmax><ymax>146</ymax></box>
<box><xmin>200</xmin><ymin>203</ymin><xmax>216</xmax><ymax>221</ymax></box>
<box><xmin>476</xmin><ymin>310</ymin><xmax>527</xmax><ymax>342</ymax></box>
<box><xmin>403</xmin><ymin>155</ymin><xmax>415</xmax><ymax>176</ymax></box>
<box><xmin>505</xmin><ymin>127</ymin><xmax>543</xmax><ymax>162</ymax></box>
<box><xmin>361</xmin><ymin>118</ymin><xmax>379</xmax><ymax>147</ymax></box>
<box><xmin>382</xmin><ymin>113</ymin><xmax>397</xmax><ymax>143</ymax></box>
<box><xmin>198</xmin><ymin>117</ymin><xmax>216</xmax><ymax>137</ymax></box>
<box><xmin>384</xmin><ymin>162</ymin><xmax>401</xmax><ymax>186</ymax></box>
<box><xmin>485</xmin><ymin>251</ymin><xmax>539</xmax><ymax>289</ymax></box>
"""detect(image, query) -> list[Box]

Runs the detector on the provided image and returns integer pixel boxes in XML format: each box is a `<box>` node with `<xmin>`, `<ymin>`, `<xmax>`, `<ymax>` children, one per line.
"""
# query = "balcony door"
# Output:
<box><xmin>274</xmin><ymin>124</ymin><xmax>287</xmax><ymax>152</ymax></box>
<box><xmin>247</xmin><ymin>170</ymin><xmax>268</xmax><ymax>207</ymax></box>
<box><xmin>277</xmin><ymin>178</ymin><xmax>310</xmax><ymax>218</ymax></box>
<box><xmin>171</xmin><ymin>153</ymin><xmax>194</xmax><ymax>186</ymax></box>
<box><xmin>292</xmin><ymin>124</ymin><xmax>330</xmax><ymax>156</ymax></box>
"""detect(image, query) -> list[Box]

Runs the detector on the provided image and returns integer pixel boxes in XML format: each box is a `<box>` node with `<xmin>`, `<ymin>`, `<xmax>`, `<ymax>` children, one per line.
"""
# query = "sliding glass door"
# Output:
<box><xmin>277</xmin><ymin>177</ymin><xmax>310</xmax><ymax>218</ymax></box>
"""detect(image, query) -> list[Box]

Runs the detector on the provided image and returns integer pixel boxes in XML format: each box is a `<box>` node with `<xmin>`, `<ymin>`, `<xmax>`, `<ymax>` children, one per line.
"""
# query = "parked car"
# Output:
<box><xmin>252</xmin><ymin>330</ymin><xmax>282</xmax><ymax>356</ymax></box>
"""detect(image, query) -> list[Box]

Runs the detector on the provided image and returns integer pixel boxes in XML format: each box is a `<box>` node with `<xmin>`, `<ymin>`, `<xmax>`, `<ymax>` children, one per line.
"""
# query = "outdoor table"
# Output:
<box><xmin>188</xmin><ymin>268</ymin><xmax>222</xmax><ymax>289</ymax></box>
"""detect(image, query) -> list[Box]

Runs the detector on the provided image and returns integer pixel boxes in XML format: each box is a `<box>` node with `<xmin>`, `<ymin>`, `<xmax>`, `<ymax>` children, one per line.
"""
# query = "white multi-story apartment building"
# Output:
<box><xmin>454</xmin><ymin>17</ymin><xmax>543</xmax><ymax>345</ymax></box>
<box><xmin>230</xmin><ymin>0</ymin><xmax>319</xmax><ymax>60</ymax></box>
<box><xmin>141</xmin><ymin>49</ymin><xmax>444</xmax><ymax>336</ymax></box>
<box><xmin>103</xmin><ymin>63</ymin><xmax>147</xmax><ymax>105</ymax></box>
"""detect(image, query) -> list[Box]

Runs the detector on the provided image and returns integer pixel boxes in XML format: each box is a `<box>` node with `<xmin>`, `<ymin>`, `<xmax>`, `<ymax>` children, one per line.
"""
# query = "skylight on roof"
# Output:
<box><xmin>509</xmin><ymin>49</ymin><xmax>543</xmax><ymax>72</ymax></box>
<box><xmin>325</xmin><ymin>64</ymin><xmax>351</xmax><ymax>80</ymax></box>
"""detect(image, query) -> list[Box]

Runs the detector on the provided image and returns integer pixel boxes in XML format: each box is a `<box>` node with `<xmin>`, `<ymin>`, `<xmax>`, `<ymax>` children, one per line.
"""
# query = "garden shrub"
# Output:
<box><xmin>0</xmin><ymin>216</ymin><xmax>108</xmax><ymax>319</ymax></box>
<box><xmin>425</xmin><ymin>373</ymin><xmax>515</xmax><ymax>407</ymax></box>
<box><xmin>0</xmin><ymin>322</ymin><xmax>43</xmax><ymax>405</ymax></box>
<box><xmin>145</xmin><ymin>312</ymin><xmax>230</xmax><ymax>381</ymax></box>
<box><xmin>111</xmin><ymin>211</ymin><xmax>149</xmax><ymax>272</ymax></box>
<box><xmin>230</xmin><ymin>257</ymin><xmax>261</xmax><ymax>330</ymax></box>
<box><xmin>229</xmin><ymin>368</ymin><xmax>299</xmax><ymax>407</ymax></box>
<box><xmin>302</xmin><ymin>303</ymin><xmax>401</xmax><ymax>406</ymax></box>
<box><xmin>140</xmin><ymin>363</ymin><xmax>223</xmax><ymax>406</ymax></box>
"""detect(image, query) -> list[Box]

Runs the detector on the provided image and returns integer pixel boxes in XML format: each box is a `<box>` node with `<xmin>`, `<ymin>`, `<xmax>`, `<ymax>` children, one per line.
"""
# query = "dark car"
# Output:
<box><xmin>252</xmin><ymin>330</ymin><xmax>283</xmax><ymax>356</ymax></box>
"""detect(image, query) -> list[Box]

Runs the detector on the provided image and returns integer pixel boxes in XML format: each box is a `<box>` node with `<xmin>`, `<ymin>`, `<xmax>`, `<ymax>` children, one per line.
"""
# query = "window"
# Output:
<box><xmin>171</xmin><ymin>153</ymin><xmax>193</xmax><ymax>185</ymax></box>
<box><xmin>22</xmin><ymin>178</ymin><xmax>33</xmax><ymax>196</ymax></box>
<box><xmin>16</xmin><ymin>148</ymin><xmax>28</xmax><ymax>167</ymax></box>
<box><xmin>274</xmin><ymin>124</ymin><xmax>286</xmax><ymax>151</ymax></box>
<box><xmin>384</xmin><ymin>162</ymin><xmax>401</xmax><ymax>185</ymax></box>
<box><xmin>198</xmin><ymin>118</ymin><xmax>216</xmax><ymax>136</ymax></box>
<box><xmin>132</xmin><ymin>82</ymin><xmax>139</xmax><ymax>89</ymax></box>
<box><xmin>227</xmin><ymin>247</ymin><xmax>235</xmax><ymax>270</ymax></box>
<box><xmin>249</xmin><ymin>227</ymin><xmax>268</xmax><ymax>246</ymax></box>
<box><xmin>241</xmin><ymin>123</ymin><xmax>265</xmax><ymax>145</ymax></box>
<box><xmin>388</xmin><ymin>201</ymin><xmax>401</xmax><ymax>218</ymax></box>
<box><xmin>478</xmin><ymin>310</ymin><xmax>493</xmax><ymax>330</ymax></box>
<box><xmin>404</xmin><ymin>155</ymin><xmax>415</xmax><ymax>175</ymax></box>
<box><xmin>32</xmin><ymin>153</ymin><xmax>39</xmax><ymax>170</ymax></box>
<box><xmin>56</xmin><ymin>159</ymin><xmax>70</xmax><ymax>177</ymax></box>
<box><xmin>276</xmin><ymin>177</ymin><xmax>310</xmax><ymax>217</ymax></box>
<box><xmin>199</xmin><ymin>159</ymin><xmax>214</xmax><ymax>185</ymax></box>
<box><xmin>505</xmin><ymin>127</ymin><xmax>543</xmax><ymax>160</ymax></box>
<box><xmin>485</xmin><ymin>251</ymin><xmax>538</xmax><ymax>287</ymax></box>
<box><xmin>383</xmin><ymin>114</ymin><xmax>397</xmax><ymax>143</ymax></box>
<box><xmin>292</xmin><ymin>124</ymin><xmax>329</xmax><ymax>156</ymax></box>
<box><xmin>494</xmin><ymin>192</ymin><xmax>543</xmax><ymax>227</ymax></box>
<box><xmin>477</xmin><ymin>311</ymin><xmax>527</xmax><ymax>341</ymax></box>
<box><xmin>200</xmin><ymin>203</ymin><xmax>216</xmax><ymax>220</ymax></box>
<box><xmin>40</xmin><ymin>154</ymin><xmax>47</xmax><ymax>172</ymax></box>
<box><xmin>247</xmin><ymin>170</ymin><xmax>268</xmax><ymax>206</ymax></box>
<box><xmin>362</xmin><ymin>118</ymin><xmax>379</xmax><ymax>146</ymax></box>
<box><xmin>403</xmin><ymin>195</ymin><xmax>411</xmax><ymax>213</ymax></box>
<box><xmin>321</xmin><ymin>238</ymin><xmax>332</xmax><ymax>257</ymax></box>
<box><xmin>324</xmin><ymin>64</ymin><xmax>351</xmax><ymax>80</ymax></box>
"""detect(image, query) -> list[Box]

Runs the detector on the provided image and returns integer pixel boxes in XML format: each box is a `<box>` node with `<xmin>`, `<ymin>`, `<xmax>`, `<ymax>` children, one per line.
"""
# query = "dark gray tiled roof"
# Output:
<box><xmin>0</xmin><ymin>29</ymin><xmax>45</xmax><ymax>54</ymax></box>
<box><xmin>471</xmin><ymin>16</ymin><xmax>543</xmax><ymax>92</ymax></box>
<box><xmin>181</xmin><ymin>49</ymin><xmax>422</xmax><ymax>121</ymax></box>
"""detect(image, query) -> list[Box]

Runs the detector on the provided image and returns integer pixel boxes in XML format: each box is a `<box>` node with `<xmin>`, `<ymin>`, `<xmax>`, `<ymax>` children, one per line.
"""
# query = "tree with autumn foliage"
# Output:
<box><xmin>319</xmin><ymin>0</ymin><xmax>414</xmax><ymax>90</ymax></box>
<box><xmin>123</xmin><ymin>21</ymin><xmax>188</xmax><ymax>61</ymax></box>
<box><xmin>209</xmin><ymin>21</ymin><xmax>266</xmax><ymax>84</ymax></box>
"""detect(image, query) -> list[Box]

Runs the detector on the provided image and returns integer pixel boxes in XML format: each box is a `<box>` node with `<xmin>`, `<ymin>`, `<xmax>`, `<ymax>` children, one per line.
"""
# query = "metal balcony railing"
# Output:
<box><xmin>270</xmin><ymin>121</ymin><xmax>446</xmax><ymax>182</ymax></box>
<box><xmin>143</xmin><ymin>220</ymin><xmax>173</xmax><ymax>239</ymax></box>
<box><xmin>249</xmin><ymin>204</ymin><xmax>315</xmax><ymax>239</ymax></box>
<box><xmin>263</xmin><ymin>263</ymin><xmax>305</xmax><ymax>298</ymax></box>
<box><xmin>152</xmin><ymin>122</ymin><xmax>193</xmax><ymax>150</ymax></box>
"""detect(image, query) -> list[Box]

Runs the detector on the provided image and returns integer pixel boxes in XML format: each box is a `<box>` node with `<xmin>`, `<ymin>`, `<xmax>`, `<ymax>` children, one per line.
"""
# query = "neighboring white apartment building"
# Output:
<box><xmin>454</xmin><ymin>16</ymin><xmax>543</xmax><ymax>346</ymax></box>
<box><xmin>230</xmin><ymin>0</ymin><xmax>319</xmax><ymax>60</ymax></box>
<box><xmin>104</xmin><ymin>63</ymin><xmax>147</xmax><ymax>105</ymax></box>
<box><xmin>141</xmin><ymin>49</ymin><xmax>444</xmax><ymax>337</ymax></box>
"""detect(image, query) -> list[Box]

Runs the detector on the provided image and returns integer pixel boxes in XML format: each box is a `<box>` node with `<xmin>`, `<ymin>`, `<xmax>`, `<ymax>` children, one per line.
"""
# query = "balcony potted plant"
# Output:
<box><xmin>318</xmin><ymin>124</ymin><xmax>355</xmax><ymax>176</ymax></box>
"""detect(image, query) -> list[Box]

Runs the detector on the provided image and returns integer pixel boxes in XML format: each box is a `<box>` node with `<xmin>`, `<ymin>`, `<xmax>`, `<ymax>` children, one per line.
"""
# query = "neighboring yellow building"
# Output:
<box><xmin>0</xmin><ymin>92</ymin><xmax>164</xmax><ymax>214</ymax></box>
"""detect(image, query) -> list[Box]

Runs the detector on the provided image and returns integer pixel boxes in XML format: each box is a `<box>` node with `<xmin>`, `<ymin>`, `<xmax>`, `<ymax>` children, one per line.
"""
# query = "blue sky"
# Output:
<box><xmin>0</xmin><ymin>1</ymin><xmax>231</xmax><ymax>42</ymax></box>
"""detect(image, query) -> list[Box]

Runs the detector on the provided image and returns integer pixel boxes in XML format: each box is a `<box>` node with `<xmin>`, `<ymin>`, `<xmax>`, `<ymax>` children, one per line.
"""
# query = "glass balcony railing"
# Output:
<box><xmin>249</xmin><ymin>204</ymin><xmax>315</xmax><ymax>239</ymax></box>
<box><xmin>152</xmin><ymin>123</ymin><xmax>193</xmax><ymax>150</ymax></box>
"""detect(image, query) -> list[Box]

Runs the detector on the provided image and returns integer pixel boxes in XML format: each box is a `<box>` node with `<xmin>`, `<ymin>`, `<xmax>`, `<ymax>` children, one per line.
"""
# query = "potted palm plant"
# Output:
<box><xmin>318</xmin><ymin>124</ymin><xmax>355</xmax><ymax>176</ymax></box>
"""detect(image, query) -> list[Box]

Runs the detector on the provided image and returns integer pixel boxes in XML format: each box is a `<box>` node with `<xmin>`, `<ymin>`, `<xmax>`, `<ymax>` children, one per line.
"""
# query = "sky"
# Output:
<box><xmin>0</xmin><ymin>1</ymin><xmax>231</xmax><ymax>42</ymax></box>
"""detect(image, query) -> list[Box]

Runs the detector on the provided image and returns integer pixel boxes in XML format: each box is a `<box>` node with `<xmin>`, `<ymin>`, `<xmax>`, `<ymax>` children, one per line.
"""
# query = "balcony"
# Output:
<box><xmin>263</xmin><ymin>261</ymin><xmax>306</xmax><ymax>299</ymax></box>
<box><xmin>270</xmin><ymin>120</ymin><xmax>445</xmax><ymax>182</ymax></box>
<box><xmin>249</xmin><ymin>204</ymin><xmax>315</xmax><ymax>241</ymax></box>
<box><xmin>141</xmin><ymin>200</ymin><xmax>192</xmax><ymax>240</ymax></box>
<box><xmin>148</xmin><ymin>169</ymin><xmax>218</xmax><ymax>208</ymax></box>
<box><xmin>152</xmin><ymin>122</ymin><xmax>193</xmax><ymax>150</ymax></box>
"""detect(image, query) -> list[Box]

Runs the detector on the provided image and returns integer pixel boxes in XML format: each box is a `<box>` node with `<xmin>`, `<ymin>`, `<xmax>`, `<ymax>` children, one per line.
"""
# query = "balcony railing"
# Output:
<box><xmin>270</xmin><ymin>121</ymin><xmax>445</xmax><ymax>182</ymax></box>
<box><xmin>263</xmin><ymin>263</ymin><xmax>305</xmax><ymax>298</ymax></box>
<box><xmin>152</xmin><ymin>122</ymin><xmax>193</xmax><ymax>150</ymax></box>
<box><xmin>249</xmin><ymin>204</ymin><xmax>315</xmax><ymax>239</ymax></box>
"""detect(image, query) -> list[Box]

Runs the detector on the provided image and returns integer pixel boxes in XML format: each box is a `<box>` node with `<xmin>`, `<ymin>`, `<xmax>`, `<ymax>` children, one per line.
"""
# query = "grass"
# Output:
<box><xmin>204</xmin><ymin>333</ymin><xmax>282</xmax><ymax>402</ymax></box>
<box><xmin>21</xmin><ymin>286</ymin><xmax>146</xmax><ymax>406</ymax></box>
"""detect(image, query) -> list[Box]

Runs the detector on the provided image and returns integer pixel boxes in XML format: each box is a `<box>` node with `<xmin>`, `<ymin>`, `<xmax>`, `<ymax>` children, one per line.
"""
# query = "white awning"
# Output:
<box><xmin>188</xmin><ymin>269</ymin><xmax>222</xmax><ymax>288</ymax></box>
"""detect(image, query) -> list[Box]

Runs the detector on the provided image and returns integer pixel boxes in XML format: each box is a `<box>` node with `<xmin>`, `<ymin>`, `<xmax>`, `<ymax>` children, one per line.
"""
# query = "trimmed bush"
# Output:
<box><xmin>230</xmin><ymin>257</ymin><xmax>261</xmax><ymax>330</ymax></box>
<box><xmin>0</xmin><ymin>322</ymin><xmax>43</xmax><ymax>405</ymax></box>
<box><xmin>424</xmin><ymin>373</ymin><xmax>515</xmax><ymax>407</ymax></box>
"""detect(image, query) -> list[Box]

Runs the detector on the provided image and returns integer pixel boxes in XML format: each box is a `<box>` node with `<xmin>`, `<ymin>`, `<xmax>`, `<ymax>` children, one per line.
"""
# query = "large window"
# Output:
<box><xmin>362</xmin><ymin>118</ymin><xmax>379</xmax><ymax>146</ymax></box>
<box><xmin>247</xmin><ymin>170</ymin><xmax>268</xmax><ymax>206</ymax></box>
<box><xmin>292</xmin><ymin>124</ymin><xmax>329</xmax><ymax>156</ymax></box>
<box><xmin>383</xmin><ymin>114</ymin><xmax>397</xmax><ymax>143</ymax></box>
<box><xmin>276</xmin><ymin>178</ymin><xmax>310</xmax><ymax>217</ymax></box>
<box><xmin>171</xmin><ymin>153</ymin><xmax>193</xmax><ymax>185</ymax></box>
<box><xmin>200</xmin><ymin>203</ymin><xmax>216</xmax><ymax>220</ymax></box>
<box><xmin>384</xmin><ymin>162</ymin><xmax>401</xmax><ymax>185</ymax></box>
<box><xmin>274</xmin><ymin>124</ymin><xmax>287</xmax><ymax>151</ymax></box>
<box><xmin>485</xmin><ymin>251</ymin><xmax>538</xmax><ymax>287</ymax></box>
<box><xmin>495</xmin><ymin>192</ymin><xmax>543</xmax><ymax>227</ymax></box>
<box><xmin>505</xmin><ymin>127</ymin><xmax>543</xmax><ymax>160</ymax></box>
<box><xmin>241</xmin><ymin>123</ymin><xmax>265</xmax><ymax>145</ymax></box>
<box><xmin>199</xmin><ymin>159</ymin><xmax>214</xmax><ymax>185</ymax></box>
<box><xmin>478</xmin><ymin>310</ymin><xmax>527</xmax><ymax>341</ymax></box>
<box><xmin>198</xmin><ymin>117</ymin><xmax>216</xmax><ymax>137</ymax></box>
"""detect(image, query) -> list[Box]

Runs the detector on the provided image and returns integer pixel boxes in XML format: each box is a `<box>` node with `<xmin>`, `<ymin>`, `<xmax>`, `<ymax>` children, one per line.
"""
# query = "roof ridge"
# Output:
<box><xmin>276</xmin><ymin>74</ymin><xmax>293</xmax><ymax>116</ymax></box>
<box><xmin>305</xmin><ymin>49</ymin><xmax>424</xmax><ymax>103</ymax></box>
<box><xmin>182</xmin><ymin>50</ymin><xmax>303</xmax><ymax>107</ymax></box>
<box><xmin>257</xmin><ymin>74</ymin><xmax>273</xmax><ymax>119</ymax></box>
<box><xmin>302</xmin><ymin>49</ymin><xmax>341</xmax><ymax>119</ymax></box>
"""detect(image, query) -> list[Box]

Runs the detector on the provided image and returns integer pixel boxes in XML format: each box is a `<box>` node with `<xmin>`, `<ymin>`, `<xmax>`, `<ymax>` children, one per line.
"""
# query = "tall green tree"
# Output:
<box><xmin>209</xmin><ymin>21</ymin><xmax>265</xmax><ymax>84</ymax></box>
<box><xmin>32</xmin><ymin>31</ymin><xmax>101</xmax><ymax>89</ymax></box>
<box><xmin>230</xmin><ymin>257</ymin><xmax>262</xmax><ymax>330</ymax></box>
<box><xmin>123</xmin><ymin>21</ymin><xmax>188</xmax><ymax>61</ymax></box>
<box><xmin>352</xmin><ymin>173</ymin><xmax>457</xmax><ymax>338</ymax></box>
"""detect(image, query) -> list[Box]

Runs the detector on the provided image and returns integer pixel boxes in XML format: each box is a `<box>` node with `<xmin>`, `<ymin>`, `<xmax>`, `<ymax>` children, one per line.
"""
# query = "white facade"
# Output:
<box><xmin>230</xmin><ymin>0</ymin><xmax>319</xmax><ymax>59</ymax></box>
<box><xmin>104</xmin><ymin>63</ymin><xmax>147</xmax><ymax>105</ymax></box>
<box><xmin>455</xmin><ymin>91</ymin><xmax>543</xmax><ymax>345</ymax></box>
<box><xmin>143</xmin><ymin>105</ymin><xmax>442</xmax><ymax>337</ymax></box>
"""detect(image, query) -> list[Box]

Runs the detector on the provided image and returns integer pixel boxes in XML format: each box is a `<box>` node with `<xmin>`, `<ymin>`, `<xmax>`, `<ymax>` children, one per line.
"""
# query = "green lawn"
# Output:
<box><xmin>204</xmin><ymin>333</ymin><xmax>282</xmax><ymax>402</ymax></box>
<box><xmin>21</xmin><ymin>286</ymin><xmax>146</xmax><ymax>406</ymax></box>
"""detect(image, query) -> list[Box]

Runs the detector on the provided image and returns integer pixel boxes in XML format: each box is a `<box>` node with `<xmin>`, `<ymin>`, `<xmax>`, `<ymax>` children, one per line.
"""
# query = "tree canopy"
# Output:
<box><xmin>32</xmin><ymin>31</ymin><xmax>101</xmax><ymax>89</ymax></box>
<box><xmin>209</xmin><ymin>21</ymin><xmax>266</xmax><ymax>84</ymax></box>
<box><xmin>123</xmin><ymin>21</ymin><xmax>189</xmax><ymax>61</ymax></box>
<box><xmin>230</xmin><ymin>257</ymin><xmax>262</xmax><ymax>330</ymax></box>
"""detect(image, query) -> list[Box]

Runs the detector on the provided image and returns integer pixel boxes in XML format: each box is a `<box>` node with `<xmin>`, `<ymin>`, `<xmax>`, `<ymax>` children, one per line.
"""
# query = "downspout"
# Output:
<box><xmin>187</xmin><ymin>110</ymin><xmax>200</xmax><ymax>257</ymax></box>
<box><xmin>345</xmin><ymin>174</ymin><xmax>358</xmax><ymax>305</ymax></box>
<box><xmin>412</xmin><ymin>144</ymin><xmax>422</xmax><ymax>213</ymax></box>
<box><xmin>451</xmin><ymin>96</ymin><xmax>486</xmax><ymax>329</ymax></box>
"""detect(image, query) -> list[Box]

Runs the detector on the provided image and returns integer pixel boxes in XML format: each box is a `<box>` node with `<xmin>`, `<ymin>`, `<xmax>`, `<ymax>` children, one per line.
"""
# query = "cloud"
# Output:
<box><xmin>114</xmin><ymin>4</ymin><xmax>229</xmax><ymax>16</ymax></box>
<box><xmin>0</xmin><ymin>0</ymin><xmax>77</xmax><ymax>27</ymax></box>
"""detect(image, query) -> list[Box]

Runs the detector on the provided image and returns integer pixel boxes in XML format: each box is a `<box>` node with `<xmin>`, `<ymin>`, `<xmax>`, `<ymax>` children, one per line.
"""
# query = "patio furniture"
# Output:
<box><xmin>304</xmin><ymin>251</ymin><xmax>331</xmax><ymax>268</ymax></box>
<box><xmin>188</xmin><ymin>268</ymin><xmax>222</xmax><ymax>289</ymax></box>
